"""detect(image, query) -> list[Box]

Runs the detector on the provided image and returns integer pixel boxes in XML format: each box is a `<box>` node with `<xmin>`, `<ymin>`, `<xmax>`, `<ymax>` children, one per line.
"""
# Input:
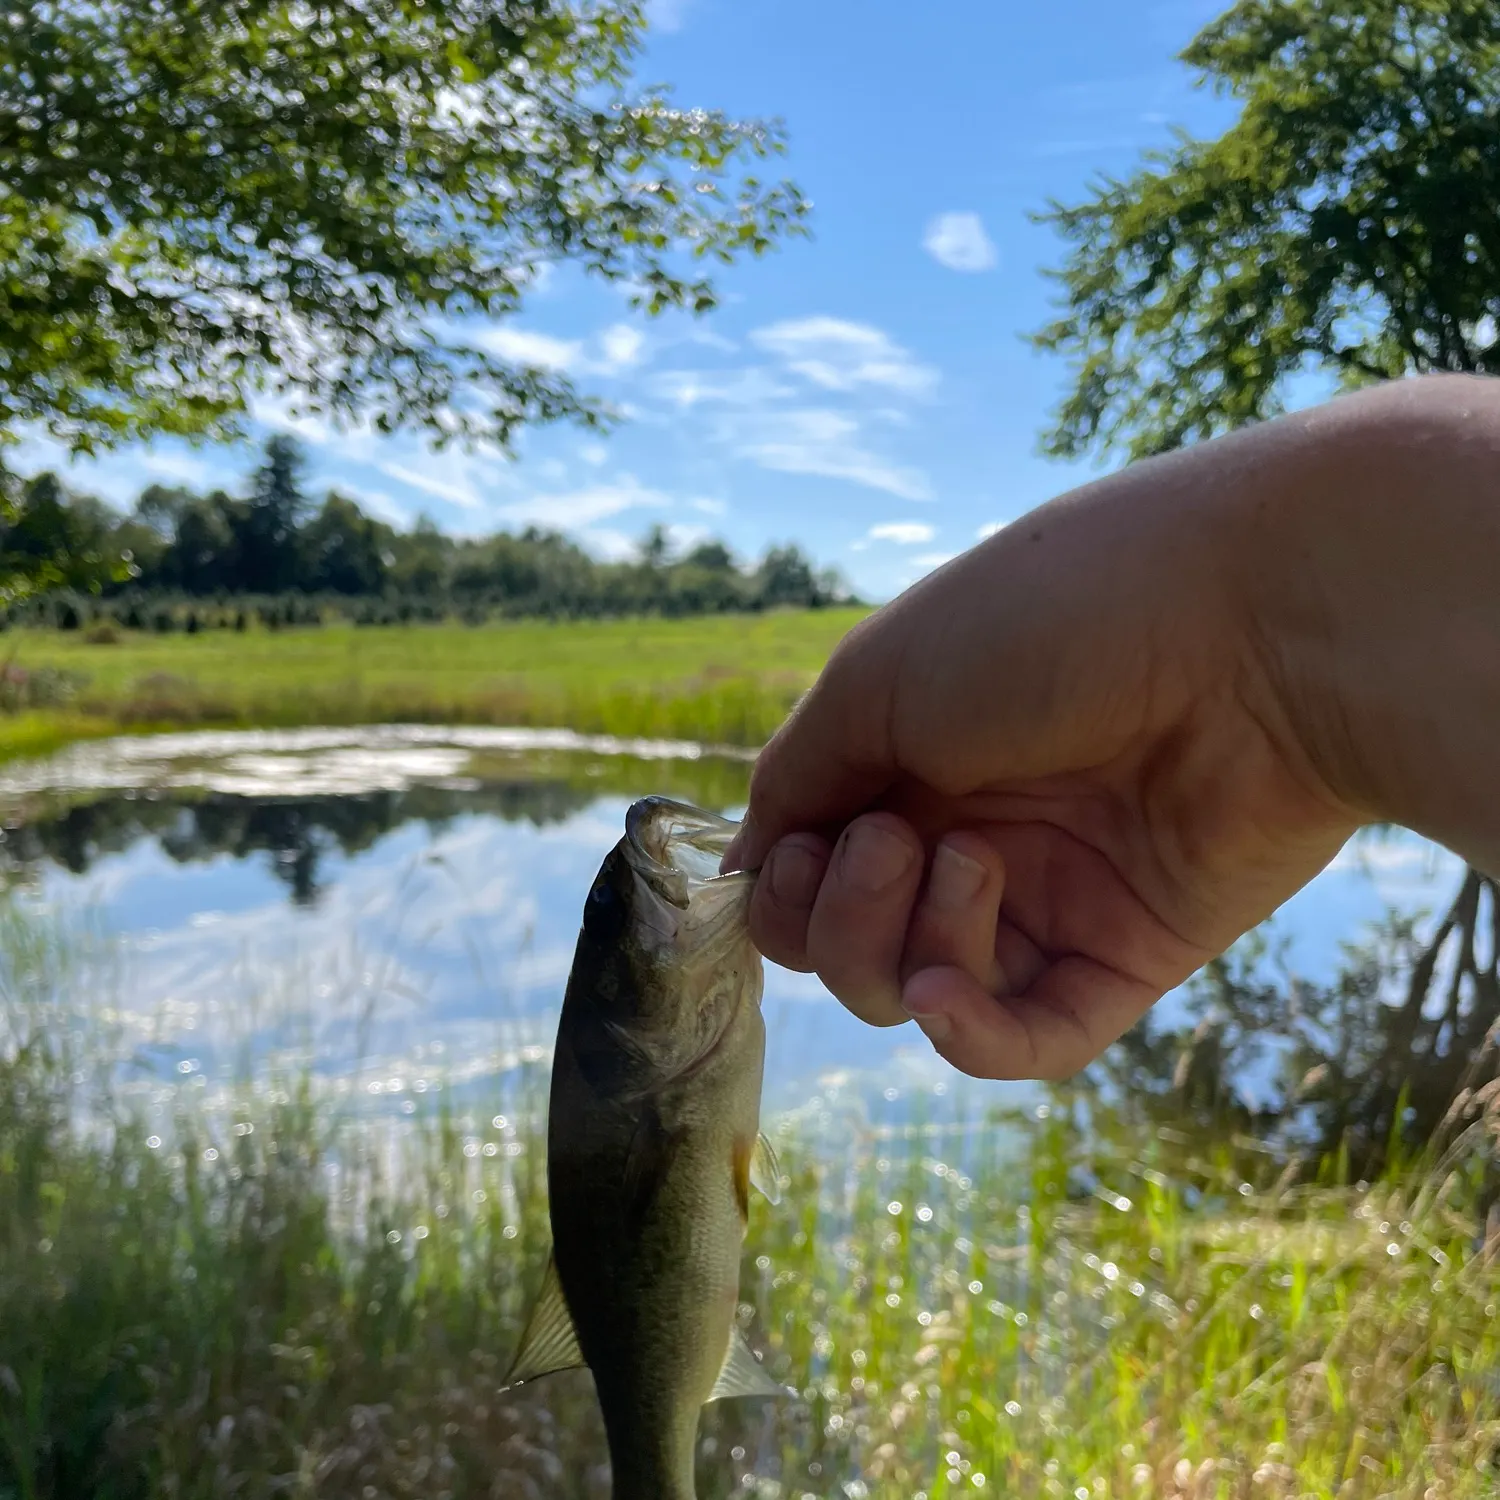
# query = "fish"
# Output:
<box><xmin>501</xmin><ymin>795</ymin><xmax>788</xmax><ymax>1500</ymax></box>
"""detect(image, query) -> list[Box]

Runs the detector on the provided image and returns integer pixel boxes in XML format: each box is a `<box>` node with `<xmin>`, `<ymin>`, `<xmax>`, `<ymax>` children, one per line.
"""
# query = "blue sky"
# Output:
<box><xmin>19</xmin><ymin>0</ymin><xmax>1239</xmax><ymax>602</ymax></box>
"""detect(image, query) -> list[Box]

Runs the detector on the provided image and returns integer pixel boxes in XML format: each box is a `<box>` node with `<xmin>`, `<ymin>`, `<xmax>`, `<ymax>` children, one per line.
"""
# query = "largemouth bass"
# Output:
<box><xmin>502</xmin><ymin>796</ymin><xmax>787</xmax><ymax>1500</ymax></box>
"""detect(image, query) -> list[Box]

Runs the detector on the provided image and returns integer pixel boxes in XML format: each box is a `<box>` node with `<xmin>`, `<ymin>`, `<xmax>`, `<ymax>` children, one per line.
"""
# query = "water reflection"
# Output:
<box><xmin>3</xmin><ymin>780</ymin><xmax>602</xmax><ymax>904</ymax></box>
<box><xmin>0</xmin><ymin>727</ymin><xmax>1460</xmax><ymax>1126</ymax></box>
<box><xmin>0</xmin><ymin>730</ymin><xmax>980</xmax><ymax>1120</ymax></box>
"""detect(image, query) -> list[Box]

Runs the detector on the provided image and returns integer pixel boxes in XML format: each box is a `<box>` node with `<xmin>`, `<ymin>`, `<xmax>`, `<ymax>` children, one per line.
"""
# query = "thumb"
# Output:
<box><xmin>722</xmin><ymin>627</ymin><xmax>899</xmax><ymax>872</ymax></box>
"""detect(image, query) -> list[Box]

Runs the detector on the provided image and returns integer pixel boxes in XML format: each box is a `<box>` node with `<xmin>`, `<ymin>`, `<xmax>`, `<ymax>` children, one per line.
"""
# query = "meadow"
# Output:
<box><xmin>3</xmin><ymin>894</ymin><xmax>1499</xmax><ymax>1500</ymax></box>
<box><xmin>0</xmin><ymin>609</ymin><xmax>868</xmax><ymax>763</ymax></box>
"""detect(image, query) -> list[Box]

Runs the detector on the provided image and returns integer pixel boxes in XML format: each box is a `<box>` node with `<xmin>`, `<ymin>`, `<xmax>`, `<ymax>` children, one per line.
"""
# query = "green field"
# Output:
<box><xmin>0</xmin><ymin>609</ymin><xmax>868</xmax><ymax>762</ymax></box>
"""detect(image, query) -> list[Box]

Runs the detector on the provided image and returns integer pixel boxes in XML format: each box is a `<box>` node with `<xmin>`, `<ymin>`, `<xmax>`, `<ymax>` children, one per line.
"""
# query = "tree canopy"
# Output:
<box><xmin>0</xmin><ymin>437</ymin><xmax>853</xmax><ymax>622</ymax></box>
<box><xmin>1033</xmin><ymin>0</ymin><xmax>1500</xmax><ymax>461</ymax></box>
<box><xmin>0</xmin><ymin>0</ymin><xmax>807</xmax><ymax>454</ymax></box>
<box><xmin>1032</xmin><ymin>0</ymin><xmax>1500</xmax><ymax>1162</ymax></box>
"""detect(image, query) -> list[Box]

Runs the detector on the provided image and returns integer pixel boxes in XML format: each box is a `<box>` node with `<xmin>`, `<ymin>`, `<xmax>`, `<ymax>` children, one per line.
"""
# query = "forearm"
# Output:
<box><xmin>1238</xmin><ymin>374</ymin><xmax>1500</xmax><ymax>873</ymax></box>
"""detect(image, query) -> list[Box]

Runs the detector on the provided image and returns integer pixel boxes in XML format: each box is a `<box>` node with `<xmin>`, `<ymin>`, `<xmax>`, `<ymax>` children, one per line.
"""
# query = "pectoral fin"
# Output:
<box><xmin>500</xmin><ymin>1254</ymin><xmax>584</xmax><ymax>1390</ymax></box>
<box><xmin>750</xmin><ymin>1132</ymin><xmax>782</xmax><ymax>1205</ymax></box>
<box><xmin>707</xmin><ymin>1327</ymin><xmax>788</xmax><ymax>1402</ymax></box>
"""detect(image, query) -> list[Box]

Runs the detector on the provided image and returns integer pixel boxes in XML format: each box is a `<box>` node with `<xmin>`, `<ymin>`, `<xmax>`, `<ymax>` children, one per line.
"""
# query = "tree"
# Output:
<box><xmin>755</xmin><ymin>544</ymin><xmax>818</xmax><ymax>607</ymax></box>
<box><xmin>1031</xmin><ymin>0</ymin><xmax>1500</xmax><ymax>1157</ymax></box>
<box><xmin>0</xmin><ymin>472</ymin><xmax>128</xmax><ymax>596</ymax></box>
<box><xmin>1</xmin><ymin>0</ymin><xmax>807</xmax><ymax>456</ymax></box>
<box><xmin>304</xmin><ymin>493</ymin><xmax>391</xmax><ymax>595</ymax></box>
<box><xmin>163</xmin><ymin>491</ymin><xmax>240</xmax><ymax>593</ymax></box>
<box><xmin>238</xmin><ymin>436</ymin><xmax>310</xmax><ymax>593</ymax></box>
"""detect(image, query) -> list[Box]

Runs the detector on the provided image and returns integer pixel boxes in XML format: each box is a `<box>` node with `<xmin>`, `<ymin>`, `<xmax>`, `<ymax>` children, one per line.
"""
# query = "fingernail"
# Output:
<box><xmin>720</xmin><ymin>816</ymin><xmax>753</xmax><ymax>874</ymax></box>
<box><xmin>767</xmin><ymin>840</ymin><xmax>823</xmax><ymax>908</ymax></box>
<box><xmin>909</xmin><ymin>1010</ymin><xmax>952</xmax><ymax>1044</ymax></box>
<box><xmin>927</xmin><ymin>840</ymin><xmax>986</xmax><ymax>909</ymax></box>
<box><xmin>840</xmin><ymin>821</ymin><xmax>915</xmax><ymax>895</ymax></box>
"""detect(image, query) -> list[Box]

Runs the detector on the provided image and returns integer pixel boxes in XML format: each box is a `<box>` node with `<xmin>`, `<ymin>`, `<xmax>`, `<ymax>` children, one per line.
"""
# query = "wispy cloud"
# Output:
<box><xmin>471</xmin><ymin>319</ymin><xmax>649</xmax><ymax>378</ymax></box>
<box><xmin>729</xmin><ymin>409</ymin><xmax>933</xmax><ymax>502</ymax></box>
<box><xmin>922</xmin><ymin>212</ymin><xmax>999</xmax><ymax>273</ymax></box>
<box><xmin>751</xmin><ymin>317</ymin><xmax>937</xmax><ymax>395</ymax></box>
<box><xmin>977</xmin><ymin>520</ymin><xmax>1007</xmax><ymax>540</ymax></box>
<box><xmin>868</xmin><ymin>521</ymin><xmax>935</xmax><ymax>545</ymax></box>
<box><xmin>475</xmin><ymin>327</ymin><xmax>582</xmax><ymax>370</ymax></box>
<box><xmin>359</xmin><ymin>489</ymin><xmax>419</xmax><ymax>527</ymax></box>
<box><xmin>598</xmin><ymin>323</ymin><xmax>646</xmax><ymax>373</ymax></box>
<box><xmin>913</xmin><ymin>551</ymin><xmax>958</xmax><ymax>569</ymax></box>
<box><xmin>378</xmin><ymin>461</ymin><xmax>486</xmax><ymax>511</ymax></box>
<box><xmin>653</xmin><ymin>367</ymin><xmax>796</xmax><ymax>410</ymax></box>
<box><xmin>496</xmin><ymin>474</ymin><xmax>668</xmax><ymax>530</ymax></box>
<box><xmin>141</xmin><ymin>451</ymin><xmax>217</xmax><ymax>490</ymax></box>
<box><xmin>690</xmin><ymin>497</ymin><xmax>728</xmax><ymax>516</ymax></box>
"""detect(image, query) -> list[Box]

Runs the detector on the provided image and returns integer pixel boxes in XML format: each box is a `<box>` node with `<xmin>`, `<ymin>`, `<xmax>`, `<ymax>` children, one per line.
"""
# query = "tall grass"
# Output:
<box><xmin>0</xmin><ymin>612</ymin><xmax>867</xmax><ymax>762</ymax></box>
<box><xmin>5</xmin><ymin>929</ymin><xmax>1500</xmax><ymax>1500</ymax></box>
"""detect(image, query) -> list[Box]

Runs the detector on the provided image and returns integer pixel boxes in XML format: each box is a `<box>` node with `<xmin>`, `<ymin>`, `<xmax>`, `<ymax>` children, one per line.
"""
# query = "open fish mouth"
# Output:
<box><xmin>624</xmin><ymin>796</ymin><xmax>745</xmax><ymax>909</ymax></box>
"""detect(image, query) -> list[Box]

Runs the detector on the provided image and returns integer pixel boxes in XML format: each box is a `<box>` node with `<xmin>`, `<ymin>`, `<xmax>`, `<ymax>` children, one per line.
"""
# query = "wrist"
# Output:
<box><xmin>1237</xmin><ymin>375</ymin><xmax>1500</xmax><ymax>866</ymax></box>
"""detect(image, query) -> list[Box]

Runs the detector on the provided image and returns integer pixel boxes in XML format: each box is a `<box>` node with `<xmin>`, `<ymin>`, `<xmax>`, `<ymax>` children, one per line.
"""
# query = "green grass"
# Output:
<box><xmin>3</xmin><ymin>900</ymin><xmax>1499</xmax><ymax>1500</ymax></box>
<box><xmin>0</xmin><ymin>610</ymin><xmax>868</xmax><ymax>761</ymax></box>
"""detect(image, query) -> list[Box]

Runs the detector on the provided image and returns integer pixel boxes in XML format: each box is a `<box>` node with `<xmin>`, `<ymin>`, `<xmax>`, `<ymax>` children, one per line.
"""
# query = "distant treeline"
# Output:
<box><xmin>0</xmin><ymin>436</ymin><xmax>855</xmax><ymax>628</ymax></box>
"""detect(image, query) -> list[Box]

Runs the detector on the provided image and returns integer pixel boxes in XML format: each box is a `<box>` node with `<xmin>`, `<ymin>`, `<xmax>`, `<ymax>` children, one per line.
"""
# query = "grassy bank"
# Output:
<box><xmin>5</xmin><ymin>965</ymin><xmax>1499</xmax><ymax>1497</ymax></box>
<box><xmin>0</xmin><ymin>609</ymin><xmax>868</xmax><ymax>762</ymax></box>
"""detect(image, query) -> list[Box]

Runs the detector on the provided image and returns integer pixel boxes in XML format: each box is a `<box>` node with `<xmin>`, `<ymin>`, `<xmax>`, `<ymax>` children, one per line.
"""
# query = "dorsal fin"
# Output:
<box><xmin>500</xmin><ymin>1254</ymin><xmax>585</xmax><ymax>1390</ymax></box>
<box><xmin>707</xmin><ymin>1327</ymin><xmax>789</xmax><ymax>1402</ymax></box>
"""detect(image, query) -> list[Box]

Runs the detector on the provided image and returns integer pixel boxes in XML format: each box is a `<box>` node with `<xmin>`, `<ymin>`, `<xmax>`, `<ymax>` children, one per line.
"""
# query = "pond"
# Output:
<box><xmin>0</xmin><ymin>724</ymin><xmax>1462</xmax><ymax>1122</ymax></box>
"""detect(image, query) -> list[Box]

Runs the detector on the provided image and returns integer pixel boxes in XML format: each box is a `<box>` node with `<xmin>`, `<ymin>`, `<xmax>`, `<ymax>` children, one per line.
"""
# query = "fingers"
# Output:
<box><xmin>748</xmin><ymin>813</ymin><xmax>925</xmax><ymax>1025</ymax></box>
<box><xmin>901</xmin><ymin>832</ymin><xmax>1005</xmax><ymax>989</ymax></box>
<box><xmin>745</xmin><ymin>833</ymin><xmax>831</xmax><ymax>971</ymax></box>
<box><xmin>901</xmin><ymin>958</ymin><xmax>1161</xmax><ymax>1082</ymax></box>
<box><xmin>805</xmin><ymin>815</ymin><xmax>924</xmax><ymax>1026</ymax></box>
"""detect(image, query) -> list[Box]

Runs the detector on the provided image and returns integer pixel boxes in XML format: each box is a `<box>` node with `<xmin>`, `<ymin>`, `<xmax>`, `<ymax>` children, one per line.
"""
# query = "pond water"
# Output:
<box><xmin>0</xmin><ymin>725</ymin><xmax>1464</xmax><ymax>1122</ymax></box>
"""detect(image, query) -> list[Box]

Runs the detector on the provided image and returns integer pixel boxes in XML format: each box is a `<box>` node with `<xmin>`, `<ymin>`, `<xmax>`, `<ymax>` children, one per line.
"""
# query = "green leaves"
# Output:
<box><xmin>1033</xmin><ymin>0</ymin><xmax>1500</xmax><ymax>461</ymax></box>
<box><xmin>0</xmin><ymin>0</ymin><xmax>809</xmax><ymax>453</ymax></box>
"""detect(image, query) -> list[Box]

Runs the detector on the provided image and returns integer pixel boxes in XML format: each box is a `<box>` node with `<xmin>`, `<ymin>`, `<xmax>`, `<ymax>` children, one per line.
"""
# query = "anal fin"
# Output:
<box><xmin>500</xmin><ymin>1253</ymin><xmax>585</xmax><ymax>1390</ymax></box>
<box><xmin>707</xmin><ymin>1327</ymin><xmax>788</xmax><ymax>1402</ymax></box>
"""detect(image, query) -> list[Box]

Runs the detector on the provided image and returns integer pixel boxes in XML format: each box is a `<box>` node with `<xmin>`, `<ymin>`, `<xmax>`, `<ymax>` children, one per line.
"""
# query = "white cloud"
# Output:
<box><xmin>913</xmin><ymin>551</ymin><xmax>958</xmax><ymax>568</ymax></box>
<box><xmin>473</xmin><ymin>320</ymin><xmax>647</xmax><ymax>378</ymax></box>
<box><xmin>653</xmin><ymin>367</ymin><xmax>795</xmax><ymax>409</ymax></box>
<box><xmin>977</xmin><ymin>520</ymin><xmax>1007</xmax><ymax>540</ymax></box>
<box><xmin>666</xmin><ymin>522</ymin><xmax>712</xmax><ymax>553</ymax></box>
<box><xmin>868</xmin><ymin>521</ymin><xmax>935</xmax><ymax>545</ymax></box>
<box><xmin>497</xmin><ymin>474</ymin><xmax>668</xmax><ymax>530</ymax></box>
<box><xmin>729</xmin><ymin>409</ymin><xmax>933</xmax><ymax>501</ymax></box>
<box><xmin>690</xmin><ymin>497</ymin><xmax>728</xmax><ymax>516</ymax></box>
<box><xmin>476</xmin><ymin>326</ymin><xmax>582</xmax><ymax>370</ymax></box>
<box><xmin>141</xmin><ymin>451</ymin><xmax>216</xmax><ymax>490</ymax></box>
<box><xmin>378</xmin><ymin>461</ymin><xmax>485</xmax><ymax>511</ymax></box>
<box><xmin>598</xmin><ymin>323</ymin><xmax>646</xmax><ymax>373</ymax></box>
<box><xmin>922</xmin><ymin>212</ymin><xmax>999</xmax><ymax>273</ymax></box>
<box><xmin>578</xmin><ymin>528</ymin><xmax>639</xmax><ymax>561</ymax></box>
<box><xmin>751</xmin><ymin>317</ymin><xmax>937</xmax><ymax>395</ymax></box>
<box><xmin>580</xmin><ymin>443</ymin><xmax>609</xmax><ymax>467</ymax></box>
<box><xmin>359</xmin><ymin>489</ymin><xmax>418</xmax><ymax>527</ymax></box>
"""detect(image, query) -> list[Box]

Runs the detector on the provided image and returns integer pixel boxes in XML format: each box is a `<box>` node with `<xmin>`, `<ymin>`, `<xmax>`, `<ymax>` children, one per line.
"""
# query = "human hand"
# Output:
<box><xmin>722</xmin><ymin>417</ymin><xmax>1375</xmax><ymax>1081</ymax></box>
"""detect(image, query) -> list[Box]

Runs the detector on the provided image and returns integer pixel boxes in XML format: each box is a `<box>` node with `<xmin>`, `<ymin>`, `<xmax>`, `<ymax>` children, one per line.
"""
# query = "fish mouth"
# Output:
<box><xmin>623</xmin><ymin>796</ymin><xmax>746</xmax><ymax>910</ymax></box>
